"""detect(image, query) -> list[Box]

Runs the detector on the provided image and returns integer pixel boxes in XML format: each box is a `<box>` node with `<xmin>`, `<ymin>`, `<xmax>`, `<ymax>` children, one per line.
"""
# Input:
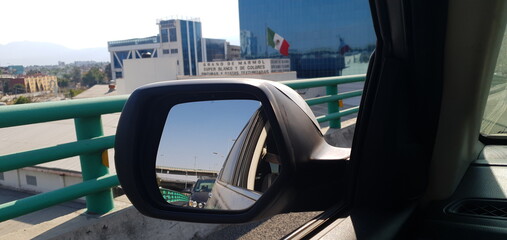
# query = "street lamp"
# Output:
<box><xmin>212</xmin><ymin>152</ymin><xmax>225</xmax><ymax>171</ymax></box>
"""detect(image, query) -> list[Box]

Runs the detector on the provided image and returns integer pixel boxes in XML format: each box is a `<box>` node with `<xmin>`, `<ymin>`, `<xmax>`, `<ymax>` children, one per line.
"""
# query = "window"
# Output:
<box><xmin>163</xmin><ymin>49</ymin><xmax>170</xmax><ymax>54</ymax></box>
<box><xmin>219</xmin><ymin>109</ymin><xmax>267</xmax><ymax>188</ymax></box>
<box><xmin>26</xmin><ymin>175</ymin><xmax>37</xmax><ymax>186</ymax></box>
<box><xmin>171</xmin><ymin>49</ymin><xmax>178</xmax><ymax>54</ymax></box>
<box><xmin>169</xmin><ymin>28</ymin><xmax>177</xmax><ymax>42</ymax></box>
<box><xmin>481</xmin><ymin>27</ymin><xmax>507</xmax><ymax>136</ymax></box>
<box><xmin>161</xmin><ymin>29</ymin><xmax>169</xmax><ymax>42</ymax></box>
<box><xmin>193</xmin><ymin>179</ymin><xmax>215</xmax><ymax>192</ymax></box>
<box><xmin>113</xmin><ymin>51</ymin><xmax>129</xmax><ymax>68</ymax></box>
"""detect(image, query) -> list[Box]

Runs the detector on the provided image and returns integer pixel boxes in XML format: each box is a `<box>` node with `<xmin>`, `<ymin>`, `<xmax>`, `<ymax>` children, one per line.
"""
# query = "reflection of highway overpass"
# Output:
<box><xmin>155</xmin><ymin>166</ymin><xmax>219</xmax><ymax>191</ymax></box>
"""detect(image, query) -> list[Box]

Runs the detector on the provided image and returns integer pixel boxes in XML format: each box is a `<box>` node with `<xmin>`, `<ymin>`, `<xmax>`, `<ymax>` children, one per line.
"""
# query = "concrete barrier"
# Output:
<box><xmin>2</xmin><ymin>196</ymin><xmax>223</xmax><ymax>240</ymax></box>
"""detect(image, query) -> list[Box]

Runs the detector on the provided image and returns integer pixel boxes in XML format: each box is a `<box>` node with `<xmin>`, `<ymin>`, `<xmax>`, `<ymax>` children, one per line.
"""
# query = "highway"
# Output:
<box><xmin>481</xmin><ymin>75</ymin><xmax>507</xmax><ymax>135</ymax></box>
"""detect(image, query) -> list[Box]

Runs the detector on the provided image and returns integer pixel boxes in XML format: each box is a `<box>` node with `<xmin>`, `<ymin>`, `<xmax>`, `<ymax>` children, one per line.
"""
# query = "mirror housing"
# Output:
<box><xmin>115</xmin><ymin>79</ymin><xmax>350</xmax><ymax>223</ymax></box>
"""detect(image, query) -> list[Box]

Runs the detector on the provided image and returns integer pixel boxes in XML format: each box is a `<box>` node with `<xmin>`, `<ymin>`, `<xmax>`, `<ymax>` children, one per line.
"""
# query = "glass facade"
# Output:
<box><xmin>195</xmin><ymin>23</ymin><xmax>203</xmax><ymax>63</ymax></box>
<box><xmin>108</xmin><ymin>36</ymin><xmax>159</xmax><ymax>48</ymax></box>
<box><xmin>138</xmin><ymin>49</ymin><xmax>155</xmax><ymax>58</ymax></box>
<box><xmin>205</xmin><ymin>38</ymin><xmax>226</xmax><ymax>62</ymax></box>
<box><xmin>115</xmin><ymin>71</ymin><xmax>123</xmax><ymax>78</ymax></box>
<box><xmin>114</xmin><ymin>51</ymin><xmax>129</xmax><ymax>68</ymax></box>
<box><xmin>181</xmin><ymin>21</ymin><xmax>190</xmax><ymax>75</ymax></box>
<box><xmin>189</xmin><ymin>21</ymin><xmax>196</xmax><ymax>75</ymax></box>
<box><xmin>169</xmin><ymin>28</ymin><xmax>177</xmax><ymax>42</ymax></box>
<box><xmin>180</xmin><ymin>20</ymin><xmax>202</xmax><ymax>75</ymax></box>
<box><xmin>239</xmin><ymin>0</ymin><xmax>376</xmax><ymax>78</ymax></box>
<box><xmin>161</xmin><ymin>29</ymin><xmax>169</xmax><ymax>42</ymax></box>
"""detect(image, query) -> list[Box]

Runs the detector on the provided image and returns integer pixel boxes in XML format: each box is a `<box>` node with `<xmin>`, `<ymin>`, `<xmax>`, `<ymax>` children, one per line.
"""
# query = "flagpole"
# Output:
<box><xmin>265</xmin><ymin>23</ymin><xmax>268</xmax><ymax>58</ymax></box>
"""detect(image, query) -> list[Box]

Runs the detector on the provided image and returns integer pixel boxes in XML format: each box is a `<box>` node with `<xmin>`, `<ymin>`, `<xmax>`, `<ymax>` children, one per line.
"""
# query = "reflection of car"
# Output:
<box><xmin>188</xmin><ymin>179</ymin><xmax>215</xmax><ymax>208</ymax></box>
<box><xmin>207</xmin><ymin>109</ymin><xmax>281</xmax><ymax>210</ymax></box>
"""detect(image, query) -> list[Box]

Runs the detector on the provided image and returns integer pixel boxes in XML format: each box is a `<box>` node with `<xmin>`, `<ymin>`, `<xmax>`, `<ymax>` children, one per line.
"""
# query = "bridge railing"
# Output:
<box><xmin>0</xmin><ymin>95</ymin><xmax>128</xmax><ymax>221</ymax></box>
<box><xmin>281</xmin><ymin>74</ymin><xmax>365</xmax><ymax>128</ymax></box>
<box><xmin>0</xmin><ymin>74</ymin><xmax>365</xmax><ymax>222</ymax></box>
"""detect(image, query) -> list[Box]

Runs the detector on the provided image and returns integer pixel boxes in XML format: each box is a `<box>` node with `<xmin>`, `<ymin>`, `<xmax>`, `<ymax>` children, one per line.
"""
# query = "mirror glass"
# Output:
<box><xmin>156</xmin><ymin>100</ymin><xmax>281</xmax><ymax>210</ymax></box>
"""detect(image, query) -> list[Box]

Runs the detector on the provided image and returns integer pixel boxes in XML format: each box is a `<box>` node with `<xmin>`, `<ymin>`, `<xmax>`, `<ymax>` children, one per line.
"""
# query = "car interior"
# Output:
<box><xmin>253</xmin><ymin>128</ymin><xmax>281</xmax><ymax>193</ymax></box>
<box><xmin>113</xmin><ymin>0</ymin><xmax>507</xmax><ymax>238</ymax></box>
<box><xmin>292</xmin><ymin>0</ymin><xmax>507</xmax><ymax>239</ymax></box>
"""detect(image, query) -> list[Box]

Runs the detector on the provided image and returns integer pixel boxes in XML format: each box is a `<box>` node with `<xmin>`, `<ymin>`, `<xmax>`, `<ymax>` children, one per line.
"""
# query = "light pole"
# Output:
<box><xmin>194</xmin><ymin>156</ymin><xmax>197</xmax><ymax>177</ymax></box>
<box><xmin>212</xmin><ymin>152</ymin><xmax>226</xmax><ymax>172</ymax></box>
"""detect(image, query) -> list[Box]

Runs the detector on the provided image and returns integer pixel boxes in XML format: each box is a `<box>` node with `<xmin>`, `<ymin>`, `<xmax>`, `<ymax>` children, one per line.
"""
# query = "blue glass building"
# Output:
<box><xmin>202</xmin><ymin>38</ymin><xmax>227</xmax><ymax>62</ymax></box>
<box><xmin>239</xmin><ymin>0</ymin><xmax>376</xmax><ymax>78</ymax></box>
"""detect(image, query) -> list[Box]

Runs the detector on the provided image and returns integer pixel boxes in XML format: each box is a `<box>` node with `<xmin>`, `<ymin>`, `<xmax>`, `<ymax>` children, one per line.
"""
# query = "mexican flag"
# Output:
<box><xmin>267</xmin><ymin>27</ymin><xmax>290</xmax><ymax>56</ymax></box>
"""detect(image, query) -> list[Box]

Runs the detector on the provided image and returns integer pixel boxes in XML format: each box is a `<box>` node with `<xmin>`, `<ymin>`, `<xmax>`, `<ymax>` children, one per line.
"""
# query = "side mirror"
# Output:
<box><xmin>115</xmin><ymin>79</ymin><xmax>350</xmax><ymax>223</ymax></box>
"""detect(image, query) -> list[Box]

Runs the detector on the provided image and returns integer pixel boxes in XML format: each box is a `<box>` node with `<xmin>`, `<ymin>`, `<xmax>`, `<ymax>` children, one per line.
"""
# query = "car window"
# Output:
<box><xmin>194</xmin><ymin>180</ymin><xmax>215</xmax><ymax>192</ymax></box>
<box><xmin>481</xmin><ymin>26</ymin><xmax>507</xmax><ymax>136</ymax></box>
<box><xmin>219</xmin><ymin>108</ymin><xmax>266</xmax><ymax>187</ymax></box>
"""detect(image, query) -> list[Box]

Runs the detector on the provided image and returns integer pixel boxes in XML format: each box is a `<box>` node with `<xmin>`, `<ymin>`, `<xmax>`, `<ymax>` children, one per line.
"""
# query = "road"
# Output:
<box><xmin>0</xmin><ymin>188</ymin><xmax>85</xmax><ymax>236</ymax></box>
<box><xmin>481</xmin><ymin>75</ymin><xmax>507</xmax><ymax>135</ymax></box>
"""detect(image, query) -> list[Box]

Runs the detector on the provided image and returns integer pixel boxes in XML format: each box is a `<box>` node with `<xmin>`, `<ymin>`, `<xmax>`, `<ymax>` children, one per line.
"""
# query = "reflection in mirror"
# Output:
<box><xmin>156</xmin><ymin>100</ymin><xmax>281</xmax><ymax>211</ymax></box>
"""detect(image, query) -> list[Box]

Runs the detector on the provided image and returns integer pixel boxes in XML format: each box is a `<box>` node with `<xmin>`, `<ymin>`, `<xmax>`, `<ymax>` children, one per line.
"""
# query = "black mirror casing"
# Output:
<box><xmin>115</xmin><ymin>79</ymin><xmax>349</xmax><ymax>223</ymax></box>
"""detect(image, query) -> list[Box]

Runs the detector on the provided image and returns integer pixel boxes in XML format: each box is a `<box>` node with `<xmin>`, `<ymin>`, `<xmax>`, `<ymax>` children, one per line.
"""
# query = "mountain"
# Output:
<box><xmin>0</xmin><ymin>42</ymin><xmax>109</xmax><ymax>66</ymax></box>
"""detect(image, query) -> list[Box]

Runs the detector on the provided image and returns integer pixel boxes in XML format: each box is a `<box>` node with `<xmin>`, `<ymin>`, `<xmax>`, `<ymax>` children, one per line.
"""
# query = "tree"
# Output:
<box><xmin>82</xmin><ymin>67</ymin><xmax>106</xmax><ymax>87</ymax></box>
<box><xmin>2</xmin><ymin>81</ymin><xmax>8</xmax><ymax>93</ymax></box>
<box><xmin>14</xmin><ymin>96</ymin><xmax>32</xmax><ymax>104</ymax></box>
<box><xmin>26</xmin><ymin>69</ymin><xmax>40</xmax><ymax>75</ymax></box>
<box><xmin>71</xmin><ymin>67</ymin><xmax>82</xmax><ymax>84</ymax></box>
<box><xmin>57</xmin><ymin>77</ymin><xmax>70</xmax><ymax>88</ymax></box>
<box><xmin>104</xmin><ymin>63</ymin><xmax>112</xmax><ymax>81</ymax></box>
<box><xmin>12</xmin><ymin>84</ymin><xmax>25</xmax><ymax>94</ymax></box>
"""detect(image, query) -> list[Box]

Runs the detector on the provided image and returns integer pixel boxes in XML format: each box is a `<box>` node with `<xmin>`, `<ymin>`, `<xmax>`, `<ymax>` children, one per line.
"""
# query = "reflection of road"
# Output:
<box><xmin>482</xmin><ymin>79</ymin><xmax>507</xmax><ymax>135</ymax></box>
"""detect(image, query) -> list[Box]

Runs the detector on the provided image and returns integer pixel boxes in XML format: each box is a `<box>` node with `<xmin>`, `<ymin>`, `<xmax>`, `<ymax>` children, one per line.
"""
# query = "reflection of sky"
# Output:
<box><xmin>156</xmin><ymin>100</ymin><xmax>261</xmax><ymax>171</ymax></box>
<box><xmin>239</xmin><ymin>0</ymin><xmax>375</xmax><ymax>56</ymax></box>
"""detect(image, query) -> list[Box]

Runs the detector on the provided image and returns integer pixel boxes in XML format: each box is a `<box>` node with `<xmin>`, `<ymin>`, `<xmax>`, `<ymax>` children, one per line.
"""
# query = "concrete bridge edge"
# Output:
<box><xmin>2</xmin><ymin>119</ymin><xmax>356</xmax><ymax>240</ymax></box>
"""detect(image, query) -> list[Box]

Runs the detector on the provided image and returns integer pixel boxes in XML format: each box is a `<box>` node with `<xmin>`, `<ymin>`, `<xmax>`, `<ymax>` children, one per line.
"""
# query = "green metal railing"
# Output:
<box><xmin>282</xmin><ymin>74</ymin><xmax>365</xmax><ymax>129</ymax></box>
<box><xmin>160</xmin><ymin>188</ymin><xmax>190</xmax><ymax>203</ymax></box>
<box><xmin>0</xmin><ymin>95</ymin><xmax>128</xmax><ymax>221</ymax></box>
<box><xmin>0</xmin><ymin>74</ymin><xmax>365</xmax><ymax>222</ymax></box>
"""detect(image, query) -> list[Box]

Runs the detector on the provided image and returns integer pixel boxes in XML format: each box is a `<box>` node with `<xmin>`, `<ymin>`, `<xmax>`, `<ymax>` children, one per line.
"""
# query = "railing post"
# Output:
<box><xmin>74</xmin><ymin>116</ymin><xmax>114</xmax><ymax>214</ymax></box>
<box><xmin>326</xmin><ymin>85</ymin><xmax>341</xmax><ymax>128</ymax></box>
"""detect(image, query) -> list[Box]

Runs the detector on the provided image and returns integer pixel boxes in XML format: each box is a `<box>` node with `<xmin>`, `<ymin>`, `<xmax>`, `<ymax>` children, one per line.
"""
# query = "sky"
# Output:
<box><xmin>156</xmin><ymin>100</ymin><xmax>261</xmax><ymax>171</ymax></box>
<box><xmin>0</xmin><ymin>0</ymin><xmax>240</xmax><ymax>49</ymax></box>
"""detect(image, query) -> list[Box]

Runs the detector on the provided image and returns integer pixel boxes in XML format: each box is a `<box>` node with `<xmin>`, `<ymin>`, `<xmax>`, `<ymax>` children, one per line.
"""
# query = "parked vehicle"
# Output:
<box><xmin>188</xmin><ymin>179</ymin><xmax>215</xmax><ymax>208</ymax></box>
